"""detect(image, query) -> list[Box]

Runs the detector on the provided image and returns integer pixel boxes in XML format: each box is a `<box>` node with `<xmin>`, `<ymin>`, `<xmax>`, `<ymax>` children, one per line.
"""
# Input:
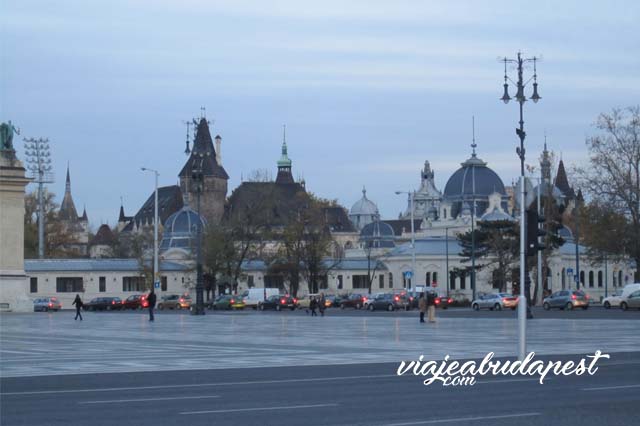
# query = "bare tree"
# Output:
<box><xmin>574</xmin><ymin>106</ymin><xmax>640</xmax><ymax>280</ymax></box>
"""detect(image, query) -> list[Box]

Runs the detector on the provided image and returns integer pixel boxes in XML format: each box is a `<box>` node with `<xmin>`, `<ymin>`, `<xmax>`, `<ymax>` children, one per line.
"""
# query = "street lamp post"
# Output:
<box><xmin>500</xmin><ymin>51</ymin><xmax>541</xmax><ymax>360</ymax></box>
<box><xmin>190</xmin><ymin>152</ymin><xmax>206</xmax><ymax>315</ymax></box>
<box><xmin>445</xmin><ymin>227</ymin><xmax>450</xmax><ymax>298</ymax></box>
<box><xmin>141</xmin><ymin>168</ymin><xmax>160</xmax><ymax>292</ymax></box>
<box><xmin>396</xmin><ymin>191</ymin><xmax>416</xmax><ymax>289</ymax></box>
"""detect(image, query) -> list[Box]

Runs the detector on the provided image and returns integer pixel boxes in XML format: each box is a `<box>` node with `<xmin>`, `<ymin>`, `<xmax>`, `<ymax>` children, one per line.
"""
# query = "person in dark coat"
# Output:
<box><xmin>318</xmin><ymin>293</ymin><xmax>326</xmax><ymax>317</ymax></box>
<box><xmin>418</xmin><ymin>293</ymin><xmax>427</xmax><ymax>323</ymax></box>
<box><xmin>72</xmin><ymin>294</ymin><xmax>83</xmax><ymax>321</ymax></box>
<box><xmin>147</xmin><ymin>289</ymin><xmax>157</xmax><ymax>322</ymax></box>
<box><xmin>309</xmin><ymin>297</ymin><xmax>318</xmax><ymax>316</ymax></box>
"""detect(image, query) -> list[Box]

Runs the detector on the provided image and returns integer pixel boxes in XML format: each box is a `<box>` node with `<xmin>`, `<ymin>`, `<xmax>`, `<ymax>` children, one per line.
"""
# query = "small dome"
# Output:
<box><xmin>350</xmin><ymin>187</ymin><xmax>379</xmax><ymax>216</ymax></box>
<box><xmin>160</xmin><ymin>206</ymin><xmax>206</xmax><ymax>252</ymax></box>
<box><xmin>481</xmin><ymin>207</ymin><xmax>514</xmax><ymax>222</ymax></box>
<box><xmin>360</xmin><ymin>220</ymin><xmax>395</xmax><ymax>248</ymax></box>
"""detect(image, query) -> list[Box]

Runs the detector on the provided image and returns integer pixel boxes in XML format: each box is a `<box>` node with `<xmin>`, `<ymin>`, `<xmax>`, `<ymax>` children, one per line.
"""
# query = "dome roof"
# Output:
<box><xmin>360</xmin><ymin>220</ymin><xmax>395</xmax><ymax>248</ymax></box>
<box><xmin>350</xmin><ymin>187</ymin><xmax>379</xmax><ymax>216</ymax></box>
<box><xmin>443</xmin><ymin>155</ymin><xmax>506</xmax><ymax>200</ymax></box>
<box><xmin>160</xmin><ymin>206</ymin><xmax>206</xmax><ymax>252</ymax></box>
<box><xmin>481</xmin><ymin>207</ymin><xmax>514</xmax><ymax>222</ymax></box>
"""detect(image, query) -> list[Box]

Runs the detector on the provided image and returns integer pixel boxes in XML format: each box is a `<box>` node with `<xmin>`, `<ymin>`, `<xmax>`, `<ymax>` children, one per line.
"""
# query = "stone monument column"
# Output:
<box><xmin>0</xmin><ymin>123</ymin><xmax>32</xmax><ymax>312</ymax></box>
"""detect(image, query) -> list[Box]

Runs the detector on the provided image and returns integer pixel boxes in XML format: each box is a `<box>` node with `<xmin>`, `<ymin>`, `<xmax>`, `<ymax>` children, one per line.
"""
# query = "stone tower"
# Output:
<box><xmin>178</xmin><ymin>118</ymin><xmax>228</xmax><ymax>225</ymax></box>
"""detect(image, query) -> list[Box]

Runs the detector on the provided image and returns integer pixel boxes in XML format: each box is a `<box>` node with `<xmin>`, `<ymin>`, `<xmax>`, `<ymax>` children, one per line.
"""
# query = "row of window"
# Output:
<box><xmin>29</xmin><ymin>276</ymin><xmax>169</xmax><ymax>293</ymax></box>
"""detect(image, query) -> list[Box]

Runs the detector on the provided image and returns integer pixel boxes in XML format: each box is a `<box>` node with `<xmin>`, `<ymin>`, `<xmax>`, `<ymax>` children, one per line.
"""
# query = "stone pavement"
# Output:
<box><xmin>1</xmin><ymin>311</ymin><xmax>638</xmax><ymax>378</ymax></box>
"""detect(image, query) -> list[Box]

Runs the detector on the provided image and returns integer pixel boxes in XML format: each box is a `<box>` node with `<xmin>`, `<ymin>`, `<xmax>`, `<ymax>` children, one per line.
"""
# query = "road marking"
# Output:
<box><xmin>79</xmin><ymin>395</ymin><xmax>220</xmax><ymax>404</ymax></box>
<box><xmin>180</xmin><ymin>403</ymin><xmax>338</xmax><ymax>415</ymax></box>
<box><xmin>582</xmin><ymin>384</ymin><xmax>640</xmax><ymax>391</ymax></box>
<box><xmin>383</xmin><ymin>412</ymin><xmax>541</xmax><ymax>425</ymax></box>
<box><xmin>1</xmin><ymin>374</ymin><xmax>397</xmax><ymax>396</ymax></box>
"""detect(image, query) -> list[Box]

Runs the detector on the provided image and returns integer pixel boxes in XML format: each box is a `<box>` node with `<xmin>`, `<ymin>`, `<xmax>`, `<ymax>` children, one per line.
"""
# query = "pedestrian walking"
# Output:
<box><xmin>72</xmin><ymin>294</ymin><xmax>83</xmax><ymax>321</ymax></box>
<box><xmin>418</xmin><ymin>293</ymin><xmax>426</xmax><ymax>323</ymax></box>
<box><xmin>318</xmin><ymin>293</ymin><xmax>326</xmax><ymax>317</ymax></box>
<box><xmin>427</xmin><ymin>291</ymin><xmax>437</xmax><ymax>323</ymax></box>
<box><xmin>147</xmin><ymin>289</ymin><xmax>157</xmax><ymax>322</ymax></box>
<box><xmin>310</xmin><ymin>297</ymin><xmax>318</xmax><ymax>316</ymax></box>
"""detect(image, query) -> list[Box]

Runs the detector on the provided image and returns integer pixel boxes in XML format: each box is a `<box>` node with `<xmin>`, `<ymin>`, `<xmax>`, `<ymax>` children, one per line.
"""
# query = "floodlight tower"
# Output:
<box><xmin>24</xmin><ymin>138</ymin><xmax>54</xmax><ymax>259</ymax></box>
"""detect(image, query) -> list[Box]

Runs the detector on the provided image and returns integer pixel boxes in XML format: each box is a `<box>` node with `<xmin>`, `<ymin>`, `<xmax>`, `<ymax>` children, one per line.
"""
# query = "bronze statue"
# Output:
<box><xmin>0</xmin><ymin>120</ymin><xmax>20</xmax><ymax>152</ymax></box>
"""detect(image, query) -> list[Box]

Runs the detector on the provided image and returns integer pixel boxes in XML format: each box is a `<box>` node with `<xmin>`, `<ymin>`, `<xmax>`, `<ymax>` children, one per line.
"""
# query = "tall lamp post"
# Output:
<box><xmin>190</xmin><ymin>152</ymin><xmax>207</xmax><ymax>315</ymax></box>
<box><xmin>141</xmin><ymin>168</ymin><xmax>160</xmax><ymax>292</ymax></box>
<box><xmin>396</xmin><ymin>190</ymin><xmax>416</xmax><ymax>289</ymax></box>
<box><xmin>500</xmin><ymin>51</ymin><xmax>541</xmax><ymax>360</ymax></box>
<box><xmin>24</xmin><ymin>138</ymin><xmax>54</xmax><ymax>259</ymax></box>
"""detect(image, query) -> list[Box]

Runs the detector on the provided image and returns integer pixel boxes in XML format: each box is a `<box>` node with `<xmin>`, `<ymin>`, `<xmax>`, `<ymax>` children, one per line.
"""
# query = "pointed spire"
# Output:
<box><xmin>554</xmin><ymin>159</ymin><xmax>575</xmax><ymax>198</ymax></box>
<box><xmin>65</xmin><ymin>162</ymin><xmax>71</xmax><ymax>193</ymax></box>
<box><xmin>276</xmin><ymin>124</ymin><xmax>294</xmax><ymax>184</ymax></box>
<box><xmin>362</xmin><ymin>185</ymin><xmax>367</xmax><ymax>198</ymax></box>
<box><xmin>82</xmin><ymin>205</ymin><xmax>88</xmax><ymax>221</ymax></box>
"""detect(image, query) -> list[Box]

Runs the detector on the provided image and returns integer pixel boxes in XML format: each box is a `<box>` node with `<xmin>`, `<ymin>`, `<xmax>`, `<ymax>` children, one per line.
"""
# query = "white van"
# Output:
<box><xmin>240</xmin><ymin>288</ymin><xmax>280</xmax><ymax>309</ymax></box>
<box><xmin>602</xmin><ymin>283</ymin><xmax>640</xmax><ymax>308</ymax></box>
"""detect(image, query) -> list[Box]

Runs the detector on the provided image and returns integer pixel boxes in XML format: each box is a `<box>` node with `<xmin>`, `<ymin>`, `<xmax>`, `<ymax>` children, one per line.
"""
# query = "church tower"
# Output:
<box><xmin>275</xmin><ymin>126</ymin><xmax>294</xmax><ymax>184</ymax></box>
<box><xmin>178</xmin><ymin>118</ymin><xmax>229</xmax><ymax>225</ymax></box>
<box><xmin>540</xmin><ymin>140</ymin><xmax>552</xmax><ymax>186</ymax></box>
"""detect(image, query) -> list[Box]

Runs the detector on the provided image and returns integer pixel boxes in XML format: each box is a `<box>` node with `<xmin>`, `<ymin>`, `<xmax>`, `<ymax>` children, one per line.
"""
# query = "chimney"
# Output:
<box><xmin>215</xmin><ymin>135</ymin><xmax>222</xmax><ymax>166</ymax></box>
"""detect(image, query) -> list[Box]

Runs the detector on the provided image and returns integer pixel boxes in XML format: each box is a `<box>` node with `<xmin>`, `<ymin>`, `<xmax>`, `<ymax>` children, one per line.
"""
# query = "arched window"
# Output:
<box><xmin>561</xmin><ymin>268</ymin><xmax>566</xmax><ymax>290</ymax></box>
<box><xmin>389</xmin><ymin>273</ymin><xmax>394</xmax><ymax>288</ymax></box>
<box><xmin>460</xmin><ymin>272</ymin><xmax>466</xmax><ymax>290</ymax></box>
<box><xmin>433</xmin><ymin>272</ymin><xmax>438</xmax><ymax>285</ymax></box>
<box><xmin>449</xmin><ymin>271</ymin><xmax>456</xmax><ymax>290</ymax></box>
<box><xmin>580</xmin><ymin>271</ymin><xmax>585</xmax><ymax>286</ymax></box>
<box><xmin>598</xmin><ymin>271</ymin><xmax>603</xmax><ymax>287</ymax></box>
<box><xmin>588</xmin><ymin>271</ymin><xmax>594</xmax><ymax>287</ymax></box>
<box><xmin>619</xmin><ymin>271</ymin><xmax>623</xmax><ymax>287</ymax></box>
<box><xmin>443</xmin><ymin>209</ymin><xmax>447</xmax><ymax>219</ymax></box>
<box><xmin>426</xmin><ymin>272</ymin><xmax>431</xmax><ymax>286</ymax></box>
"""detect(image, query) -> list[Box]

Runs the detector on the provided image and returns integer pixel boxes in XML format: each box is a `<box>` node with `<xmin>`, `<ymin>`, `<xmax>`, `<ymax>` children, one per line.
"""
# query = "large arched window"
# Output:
<box><xmin>562</xmin><ymin>268</ymin><xmax>566</xmax><ymax>290</ymax></box>
<box><xmin>589</xmin><ymin>271</ymin><xmax>594</xmax><ymax>288</ymax></box>
<box><xmin>619</xmin><ymin>271</ymin><xmax>623</xmax><ymax>287</ymax></box>
<box><xmin>426</xmin><ymin>272</ymin><xmax>431</xmax><ymax>286</ymax></box>
<box><xmin>598</xmin><ymin>271</ymin><xmax>603</xmax><ymax>287</ymax></box>
<box><xmin>449</xmin><ymin>271</ymin><xmax>456</xmax><ymax>290</ymax></box>
<box><xmin>433</xmin><ymin>272</ymin><xmax>438</xmax><ymax>285</ymax></box>
<box><xmin>580</xmin><ymin>271</ymin><xmax>585</xmax><ymax>286</ymax></box>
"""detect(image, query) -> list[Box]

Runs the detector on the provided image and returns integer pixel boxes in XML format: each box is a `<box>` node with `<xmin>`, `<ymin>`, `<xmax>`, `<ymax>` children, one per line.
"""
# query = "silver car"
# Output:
<box><xmin>620</xmin><ymin>290</ymin><xmax>640</xmax><ymax>310</ymax></box>
<box><xmin>33</xmin><ymin>297</ymin><xmax>62</xmax><ymax>312</ymax></box>
<box><xmin>543</xmin><ymin>290</ymin><xmax>589</xmax><ymax>310</ymax></box>
<box><xmin>471</xmin><ymin>293</ymin><xmax>519</xmax><ymax>311</ymax></box>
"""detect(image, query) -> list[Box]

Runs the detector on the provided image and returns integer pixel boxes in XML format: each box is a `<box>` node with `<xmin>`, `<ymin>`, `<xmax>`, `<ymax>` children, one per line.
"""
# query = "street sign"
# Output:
<box><xmin>403</xmin><ymin>271</ymin><xmax>413</xmax><ymax>279</ymax></box>
<box><xmin>154</xmin><ymin>281</ymin><xmax>160</xmax><ymax>289</ymax></box>
<box><xmin>566</xmin><ymin>268</ymin><xmax>573</xmax><ymax>275</ymax></box>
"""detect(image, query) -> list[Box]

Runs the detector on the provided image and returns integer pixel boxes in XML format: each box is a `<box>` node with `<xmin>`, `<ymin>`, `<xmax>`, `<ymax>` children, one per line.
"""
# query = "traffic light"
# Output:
<box><xmin>526</xmin><ymin>208</ymin><xmax>546</xmax><ymax>256</ymax></box>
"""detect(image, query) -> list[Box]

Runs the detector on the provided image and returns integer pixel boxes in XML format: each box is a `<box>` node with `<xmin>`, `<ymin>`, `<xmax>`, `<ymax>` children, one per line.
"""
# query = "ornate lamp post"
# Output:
<box><xmin>24</xmin><ymin>137</ymin><xmax>53</xmax><ymax>259</ymax></box>
<box><xmin>190</xmin><ymin>151</ymin><xmax>207</xmax><ymax>315</ymax></box>
<box><xmin>500</xmin><ymin>51</ymin><xmax>541</xmax><ymax>360</ymax></box>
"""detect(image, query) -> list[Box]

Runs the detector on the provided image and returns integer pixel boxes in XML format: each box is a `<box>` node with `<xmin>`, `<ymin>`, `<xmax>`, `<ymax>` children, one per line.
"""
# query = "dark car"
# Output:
<box><xmin>83</xmin><ymin>297</ymin><xmax>123</xmax><ymax>311</ymax></box>
<box><xmin>367</xmin><ymin>293</ymin><xmax>402</xmax><ymax>311</ymax></box>
<box><xmin>324</xmin><ymin>295</ymin><xmax>340</xmax><ymax>308</ymax></box>
<box><xmin>339</xmin><ymin>293</ymin><xmax>366</xmax><ymax>309</ymax></box>
<box><xmin>435</xmin><ymin>294</ymin><xmax>454</xmax><ymax>309</ymax></box>
<box><xmin>258</xmin><ymin>295</ymin><xmax>298</xmax><ymax>311</ymax></box>
<box><xmin>122</xmin><ymin>294</ymin><xmax>148</xmax><ymax>310</ymax></box>
<box><xmin>209</xmin><ymin>295</ymin><xmax>245</xmax><ymax>310</ymax></box>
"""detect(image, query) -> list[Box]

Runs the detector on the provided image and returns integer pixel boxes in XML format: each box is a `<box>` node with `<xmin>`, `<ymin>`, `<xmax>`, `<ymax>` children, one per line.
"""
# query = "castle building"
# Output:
<box><xmin>58</xmin><ymin>166</ymin><xmax>89</xmax><ymax>256</ymax></box>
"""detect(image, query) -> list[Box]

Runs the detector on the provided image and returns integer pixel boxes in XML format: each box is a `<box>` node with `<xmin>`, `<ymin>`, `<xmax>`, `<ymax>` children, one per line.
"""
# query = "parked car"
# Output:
<box><xmin>324</xmin><ymin>295</ymin><xmax>339</xmax><ymax>308</ymax></box>
<box><xmin>604</xmin><ymin>283</ymin><xmax>640</xmax><ymax>309</ymax></box>
<box><xmin>210</xmin><ymin>295</ymin><xmax>245</xmax><ymax>310</ymax></box>
<box><xmin>122</xmin><ymin>294</ymin><xmax>148</xmax><ymax>310</ymax></box>
<box><xmin>258</xmin><ymin>295</ymin><xmax>298</xmax><ymax>311</ymax></box>
<box><xmin>620</xmin><ymin>289</ymin><xmax>640</xmax><ymax>311</ymax></box>
<box><xmin>339</xmin><ymin>293</ymin><xmax>366</xmax><ymax>309</ymax></box>
<box><xmin>363</xmin><ymin>293</ymin><xmax>384</xmax><ymax>309</ymax></box>
<box><xmin>367</xmin><ymin>293</ymin><xmax>402</xmax><ymax>311</ymax></box>
<box><xmin>83</xmin><ymin>297</ymin><xmax>123</xmax><ymax>311</ymax></box>
<box><xmin>240</xmin><ymin>288</ymin><xmax>281</xmax><ymax>309</ymax></box>
<box><xmin>543</xmin><ymin>290</ymin><xmax>589</xmax><ymax>310</ymax></box>
<box><xmin>471</xmin><ymin>293</ymin><xmax>519</xmax><ymax>311</ymax></box>
<box><xmin>435</xmin><ymin>294</ymin><xmax>454</xmax><ymax>309</ymax></box>
<box><xmin>33</xmin><ymin>297</ymin><xmax>62</xmax><ymax>312</ymax></box>
<box><xmin>158</xmin><ymin>294</ymin><xmax>192</xmax><ymax>310</ymax></box>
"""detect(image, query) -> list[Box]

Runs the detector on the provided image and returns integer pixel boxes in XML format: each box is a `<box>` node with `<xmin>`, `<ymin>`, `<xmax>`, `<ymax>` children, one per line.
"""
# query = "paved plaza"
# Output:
<box><xmin>1</xmin><ymin>311</ymin><xmax>638</xmax><ymax>378</ymax></box>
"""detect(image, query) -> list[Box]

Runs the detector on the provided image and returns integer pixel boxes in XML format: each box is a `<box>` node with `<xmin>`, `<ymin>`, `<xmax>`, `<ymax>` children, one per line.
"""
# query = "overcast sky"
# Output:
<box><xmin>2</xmin><ymin>0</ymin><xmax>639</xmax><ymax>228</ymax></box>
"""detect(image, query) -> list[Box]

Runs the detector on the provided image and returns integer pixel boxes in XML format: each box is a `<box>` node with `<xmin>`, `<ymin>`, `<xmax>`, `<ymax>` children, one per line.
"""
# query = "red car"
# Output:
<box><xmin>435</xmin><ymin>295</ymin><xmax>454</xmax><ymax>309</ymax></box>
<box><xmin>122</xmin><ymin>294</ymin><xmax>149</xmax><ymax>310</ymax></box>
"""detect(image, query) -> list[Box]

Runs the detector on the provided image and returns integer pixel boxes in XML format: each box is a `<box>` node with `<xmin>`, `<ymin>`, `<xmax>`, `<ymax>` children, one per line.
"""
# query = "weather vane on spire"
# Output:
<box><xmin>471</xmin><ymin>115</ymin><xmax>477</xmax><ymax>157</ymax></box>
<box><xmin>182</xmin><ymin>120</ymin><xmax>192</xmax><ymax>155</ymax></box>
